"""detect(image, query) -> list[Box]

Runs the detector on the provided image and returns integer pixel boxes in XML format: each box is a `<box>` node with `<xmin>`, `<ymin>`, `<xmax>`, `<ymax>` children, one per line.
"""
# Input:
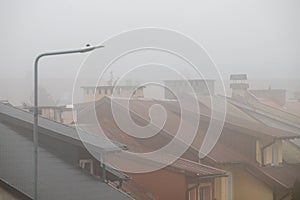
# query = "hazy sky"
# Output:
<box><xmin>1</xmin><ymin>0</ymin><xmax>300</xmax><ymax>104</ymax></box>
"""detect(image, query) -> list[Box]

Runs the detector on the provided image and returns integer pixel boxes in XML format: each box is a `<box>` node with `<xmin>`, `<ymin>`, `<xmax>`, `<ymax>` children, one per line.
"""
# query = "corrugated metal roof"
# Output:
<box><xmin>197</xmin><ymin>95</ymin><xmax>258</xmax><ymax>122</ymax></box>
<box><xmin>0</xmin><ymin>122</ymin><xmax>132</xmax><ymax>200</ymax></box>
<box><xmin>76</xmin><ymin>96</ymin><xmax>300</xmax><ymax>191</ymax></box>
<box><xmin>227</xmin><ymin>99</ymin><xmax>300</xmax><ymax>139</ymax></box>
<box><xmin>229</xmin><ymin>95</ymin><xmax>300</xmax><ymax>129</ymax></box>
<box><xmin>77</xmin><ymin>98</ymin><xmax>226</xmax><ymax>178</ymax></box>
<box><xmin>242</xmin><ymin>109</ymin><xmax>300</xmax><ymax>136</ymax></box>
<box><xmin>77</xmin><ymin>96</ymin><xmax>300</xmax><ymax>158</ymax></box>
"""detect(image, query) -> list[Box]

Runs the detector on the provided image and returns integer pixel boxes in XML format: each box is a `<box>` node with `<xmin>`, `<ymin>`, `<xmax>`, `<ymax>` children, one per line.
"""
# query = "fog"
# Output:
<box><xmin>1</xmin><ymin>0</ymin><xmax>300</xmax><ymax>105</ymax></box>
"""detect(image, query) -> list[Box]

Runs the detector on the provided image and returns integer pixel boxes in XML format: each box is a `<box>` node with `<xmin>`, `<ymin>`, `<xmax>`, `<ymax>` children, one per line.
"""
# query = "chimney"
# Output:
<box><xmin>230</xmin><ymin>74</ymin><xmax>249</xmax><ymax>101</ymax></box>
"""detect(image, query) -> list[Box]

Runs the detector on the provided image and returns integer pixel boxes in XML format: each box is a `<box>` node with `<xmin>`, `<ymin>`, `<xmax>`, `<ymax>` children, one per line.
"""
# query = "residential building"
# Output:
<box><xmin>77</xmin><ymin>96</ymin><xmax>300</xmax><ymax>200</ymax></box>
<box><xmin>119</xmin><ymin>155</ymin><xmax>227</xmax><ymax>200</ymax></box>
<box><xmin>82</xmin><ymin>85</ymin><xmax>145</xmax><ymax>102</ymax></box>
<box><xmin>23</xmin><ymin>104</ymin><xmax>75</xmax><ymax>124</ymax></box>
<box><xmin>76</xmin><ymin>97</ymin><xmax>229</xmax><ymax>200</ymax></box>
<box><xmin>228</xmin><ymin>74</ymin><xmax>300</xmax><ymax>165</ymax></box>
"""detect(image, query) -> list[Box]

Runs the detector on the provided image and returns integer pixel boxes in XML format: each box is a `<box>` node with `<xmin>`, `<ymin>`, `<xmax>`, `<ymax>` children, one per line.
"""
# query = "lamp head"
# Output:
<box><xmin>80</xmin><ymin>44</ymin><xmax>104</xmax><ymax>53</ymax></box>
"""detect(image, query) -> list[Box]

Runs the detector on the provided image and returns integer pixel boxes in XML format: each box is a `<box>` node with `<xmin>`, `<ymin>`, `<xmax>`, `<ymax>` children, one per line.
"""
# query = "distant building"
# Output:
<box><xmin>0</xmin><ymin>100</ymin><xmax>12</xmax><ymax>106</ymax></box>
<box><xmin>82</xmin><ymin>85</ymin><xmax>145</xmax><ymax>102</ymax></box>
<box><xmin>23</xmin><ymin>105</ymin><xmax>75</xmax><ymax>125</ymax></box>
<box><xmin>39</xmin><ymin>105</ymin><xmax>75</xmax><ymax>124</ymax></box>
<box><xmin>164</xmin><ymin>79</ymin><xmax>215</xmax><ymax>99</ymax></box>
<box><xmin>250</xmin><ymin>88</ymin><xmax>286</xmax><ymax>106</ymax></box>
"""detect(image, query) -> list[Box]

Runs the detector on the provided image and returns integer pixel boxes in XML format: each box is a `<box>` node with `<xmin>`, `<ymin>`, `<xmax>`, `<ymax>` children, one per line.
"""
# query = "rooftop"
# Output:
<box><xmin>0</xmin><ymin>113</ymin><xmax>132</xmax><ymax>200</ymax></box>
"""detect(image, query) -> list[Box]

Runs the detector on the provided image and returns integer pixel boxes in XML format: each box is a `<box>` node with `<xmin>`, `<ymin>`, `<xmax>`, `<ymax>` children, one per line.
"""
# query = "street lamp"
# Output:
<box><xmin>33</xmin><ymin>44</ymin><xmax>104</xmax><ymax>200</ymax></box>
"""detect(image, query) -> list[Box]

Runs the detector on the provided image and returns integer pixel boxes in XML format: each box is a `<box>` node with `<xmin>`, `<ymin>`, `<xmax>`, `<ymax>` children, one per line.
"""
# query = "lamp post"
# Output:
<box><xmin>33</xmin><ymin>44</ymin><xmax>104</xmax><ymax>200</ymax></box>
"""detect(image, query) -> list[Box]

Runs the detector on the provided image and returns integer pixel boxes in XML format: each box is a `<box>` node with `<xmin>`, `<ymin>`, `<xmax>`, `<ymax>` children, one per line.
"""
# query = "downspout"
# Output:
<box><xmin>102</xmin><ymin>163</ymin><xmax>107</xmax><ymax>182</ymax></box>
<box><xmin>100</xmin><ymin>152</ymin><xmax>107</xmax><ymax>183</ymax></box>
<box><xmin>226</xmin><ymin>172</ymin><xmax>233</xmax><ymax>200</ymax></box>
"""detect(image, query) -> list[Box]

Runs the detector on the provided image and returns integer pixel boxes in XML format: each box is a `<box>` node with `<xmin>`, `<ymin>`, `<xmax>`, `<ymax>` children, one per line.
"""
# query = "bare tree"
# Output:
<box><xmin>28</xmin><ymin>86</ymin><xmax>58</xmax><ymax>106</ymax></box>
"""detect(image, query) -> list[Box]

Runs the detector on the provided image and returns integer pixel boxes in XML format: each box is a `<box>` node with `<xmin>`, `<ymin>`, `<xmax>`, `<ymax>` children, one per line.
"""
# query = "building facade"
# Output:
<box><xmin>82</xmin><ymin>85</ymin><xmax>145</xmax><ymax>102</ymax></box>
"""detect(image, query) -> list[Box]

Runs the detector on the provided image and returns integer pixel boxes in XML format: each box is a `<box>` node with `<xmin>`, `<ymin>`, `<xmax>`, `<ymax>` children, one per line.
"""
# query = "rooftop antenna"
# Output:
<box><xmin>108</xmin><ymin>71</ymin><xmax>114</xmax><ymax>86</ymax></box>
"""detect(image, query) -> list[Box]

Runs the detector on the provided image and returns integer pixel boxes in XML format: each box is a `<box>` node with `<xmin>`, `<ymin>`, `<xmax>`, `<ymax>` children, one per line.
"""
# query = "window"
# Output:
<box><xmin>272</xmin><ymin>142</ymin><xmax>280</xmax><ymax>166</ymax></box>
<box><xmin>79</xmin><ymin>159</ymin><xmax>94</xmax><ymax>174</ymax></box>
<box><xmin>188</xmin><ymin>183</ymin><xmax>212</xmax><ymax>200</ymax></box>
<box><xmin>262</xmin><ymin>140</ymin><xmax>282</xmax><ymax>166</ymax></box>
<box><xmin>198</xmin><ymin>183</ymin><xmax>212</xmax><ymax>200</ymax></box>
<box><xmin>86</xmin><ymin>89</ymin><xmax>89</xmax><ymax>95</ymax></box>
<box><xmin>188</xmin><ymin>189</ymin><xmax>197</xmax><ymax>200</ymax></box>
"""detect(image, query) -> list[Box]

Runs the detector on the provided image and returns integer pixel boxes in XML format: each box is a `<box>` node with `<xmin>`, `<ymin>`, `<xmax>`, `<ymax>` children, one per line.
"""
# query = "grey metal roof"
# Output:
<box><xmin>227</xmin><ymin>99</ymin><xmax>300</xmax><ymax>138</ymax></box>
<box><xmin>243</xmin><ymin>109</ymin><xmax>300</xmax><ymax>135</ymax></box>
<box><xmin>0</xmin><ymin>122</ymin><xmax>132</xmax><ymax>200</ymax></box>
<box><xmin>0</xmin><ymin>103</ymin><xmax>127</xmax><ymax>152</ymax></box>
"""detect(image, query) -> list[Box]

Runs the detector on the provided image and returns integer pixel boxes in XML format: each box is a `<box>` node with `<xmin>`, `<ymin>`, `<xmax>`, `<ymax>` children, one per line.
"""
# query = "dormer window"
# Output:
<box><xmin>257</xmin><ymin>139</ymin><xmax>283</xmax><ymax>166</ymax></box>
<box><xmin>271</xmin><ymin>142</ymin><xmax>281</xmax><ymax>166</ymax></box>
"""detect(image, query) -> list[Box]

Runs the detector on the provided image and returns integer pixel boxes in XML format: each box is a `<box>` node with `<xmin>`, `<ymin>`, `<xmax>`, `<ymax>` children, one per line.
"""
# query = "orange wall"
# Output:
<box><xmin>129</xmin><ymin>169</ymin><xmax>187</xmax><ymax>200</ymax></box>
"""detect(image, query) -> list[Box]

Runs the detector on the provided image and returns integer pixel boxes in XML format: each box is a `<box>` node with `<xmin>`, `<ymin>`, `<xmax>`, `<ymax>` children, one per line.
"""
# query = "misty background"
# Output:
<box><xmin>1</xmin><ymin>0</ymin><xmax>299</xmax><ymax>105</ymax></box>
